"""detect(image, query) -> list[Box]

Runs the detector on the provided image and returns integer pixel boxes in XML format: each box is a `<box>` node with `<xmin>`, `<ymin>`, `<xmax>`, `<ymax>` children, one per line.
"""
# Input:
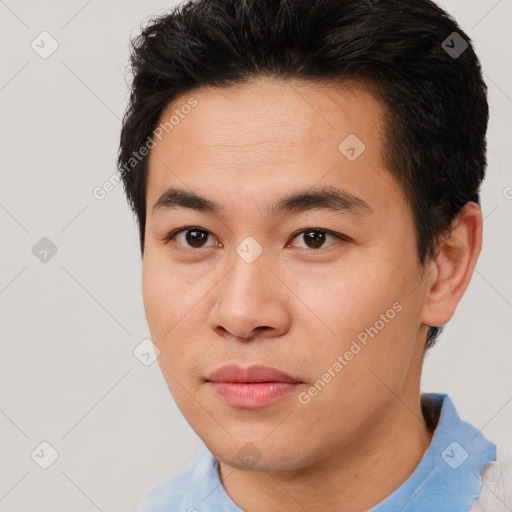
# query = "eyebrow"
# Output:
<box><xmin>152</xmin><ymin>185</ymin><xmax>372</xmax><ymax>217</ymax></box>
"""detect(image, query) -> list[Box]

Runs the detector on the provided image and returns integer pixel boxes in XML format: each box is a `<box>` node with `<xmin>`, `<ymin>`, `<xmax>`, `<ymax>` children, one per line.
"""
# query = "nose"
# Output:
<box><xmin>208</xmin><ymin>245</ymin><xmax>291</xmax><ymax>342</ymax></box>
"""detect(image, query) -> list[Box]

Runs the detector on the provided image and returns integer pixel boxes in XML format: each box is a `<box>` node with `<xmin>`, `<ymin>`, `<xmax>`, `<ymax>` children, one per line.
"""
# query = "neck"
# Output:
<box><xmin>218</xmin><ymin>389</ymin><xmax>434</xmax><ymax>512</ymax></box>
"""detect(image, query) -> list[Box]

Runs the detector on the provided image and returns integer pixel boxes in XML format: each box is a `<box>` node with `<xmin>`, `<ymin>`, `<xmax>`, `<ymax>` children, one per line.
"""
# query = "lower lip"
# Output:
<box><xmin>208</xmin><ymin>382</ymin><xmax>301</xmax><ymax>408</ymax></box>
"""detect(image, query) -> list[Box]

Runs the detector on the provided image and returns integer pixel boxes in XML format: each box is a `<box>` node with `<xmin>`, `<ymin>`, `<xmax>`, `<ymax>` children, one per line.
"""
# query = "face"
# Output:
<box><xmin>142</xmin><ymin>78</ymin><xmax>430</xmax><ymax>471</ymax></box>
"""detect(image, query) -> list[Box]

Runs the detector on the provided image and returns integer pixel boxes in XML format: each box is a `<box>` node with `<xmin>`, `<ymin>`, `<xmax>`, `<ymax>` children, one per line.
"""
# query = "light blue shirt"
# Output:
<box><xmin>138</xmin><ymin>393</ymin><xmax>496</xmax><ymax>512</ymax></box>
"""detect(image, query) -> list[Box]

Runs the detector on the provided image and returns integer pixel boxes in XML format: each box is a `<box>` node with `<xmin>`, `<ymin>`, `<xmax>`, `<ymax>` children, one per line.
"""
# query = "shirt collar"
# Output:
<box><xmin>139</xmin><ymin>393</ymin><xmax>496</xmax><ymax>512</ymax></box>
<box><xmin>370</xmin><ymin>393</ymin><xmax>496</xmax><ymax>511</ymax></box>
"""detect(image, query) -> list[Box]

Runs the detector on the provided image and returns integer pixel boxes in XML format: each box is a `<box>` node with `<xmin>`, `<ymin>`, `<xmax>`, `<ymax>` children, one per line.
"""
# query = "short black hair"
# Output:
<box><xmin>118</xmin><ymin>0</ymin><xmax>488</xmax><ymax>351</ymax></box>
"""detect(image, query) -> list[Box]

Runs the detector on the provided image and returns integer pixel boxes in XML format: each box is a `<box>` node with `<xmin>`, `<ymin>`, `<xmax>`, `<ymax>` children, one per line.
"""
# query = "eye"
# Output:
<box><xmin>287</xmin><ymin>228</ymin><xmax>349</xmax><ymax>250</ymax></box>
<box><xmin>165</xmin><ymin>227</ymin><xmax>221</xmax><ymax>249</ymax></box>
<box><xmin>164</xmin><ymin>227</ymin><xmax>349</xmax><ymax>251</ymax></box>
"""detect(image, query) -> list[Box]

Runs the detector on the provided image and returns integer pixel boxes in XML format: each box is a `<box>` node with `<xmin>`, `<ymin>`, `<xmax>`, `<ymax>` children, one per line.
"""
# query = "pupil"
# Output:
<box><xmin>186</xmin><ymin>230</ymin><xmax>207</xmax><ymax>248</ymax></box>
<box><xmin>304</xmin><ymin>230</ymin><xmax>325</xmax><ymax>248</ymax></box>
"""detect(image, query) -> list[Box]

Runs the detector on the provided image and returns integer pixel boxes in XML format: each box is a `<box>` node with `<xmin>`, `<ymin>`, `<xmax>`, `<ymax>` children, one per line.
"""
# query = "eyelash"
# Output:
<box><xmin>164</xmin><ymin>226</ymin><xmax>351</xmax><ymax>251</ymax></box>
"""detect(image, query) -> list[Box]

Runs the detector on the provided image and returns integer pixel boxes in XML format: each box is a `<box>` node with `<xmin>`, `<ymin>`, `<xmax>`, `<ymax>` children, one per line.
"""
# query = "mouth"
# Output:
<box><xmin>205</xmin><ymin>364</ymin><xmax>304</xmax><ymax>409</ymax></box>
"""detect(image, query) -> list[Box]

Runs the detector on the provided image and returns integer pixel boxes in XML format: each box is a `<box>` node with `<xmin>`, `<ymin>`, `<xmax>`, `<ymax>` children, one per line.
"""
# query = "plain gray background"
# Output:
<box><xmin>0</xmin><ymin>0</ymin><xmax>510</xmax><ymax>510</ymax></box>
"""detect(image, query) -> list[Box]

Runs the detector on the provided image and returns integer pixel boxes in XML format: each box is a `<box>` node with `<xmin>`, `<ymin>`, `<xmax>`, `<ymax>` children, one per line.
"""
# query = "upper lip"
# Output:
<box><xmin>206</xmin><ymin>365</ymin><xmax>302</xmax><ymax>383</ymax></box>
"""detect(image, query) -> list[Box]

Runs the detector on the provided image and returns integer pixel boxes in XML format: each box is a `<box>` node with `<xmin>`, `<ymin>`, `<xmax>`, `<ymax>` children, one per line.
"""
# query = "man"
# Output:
<box><xmin>118</xmin><ymin>0</ymin><xmax>511</xmax><ymax>510</ymax></box>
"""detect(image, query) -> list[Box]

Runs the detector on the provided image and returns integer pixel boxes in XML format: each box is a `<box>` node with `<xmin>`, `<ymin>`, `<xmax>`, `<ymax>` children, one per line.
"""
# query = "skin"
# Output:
<box><xmin>142</xmin><ymin>77</ymin><xmax>482</xmax><ymax>512</ymax></box>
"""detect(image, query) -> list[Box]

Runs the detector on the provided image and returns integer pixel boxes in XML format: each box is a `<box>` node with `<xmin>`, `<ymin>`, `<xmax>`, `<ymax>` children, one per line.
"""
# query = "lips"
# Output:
<box><xmin>205</xmin><ymin>364</ymin><xmax>302</xmax><ymax>384</ymax></box>
<box><xmin>205</xmin><ymin>365</ymin><xmax>304</xmax><ymax>408</ymax></box>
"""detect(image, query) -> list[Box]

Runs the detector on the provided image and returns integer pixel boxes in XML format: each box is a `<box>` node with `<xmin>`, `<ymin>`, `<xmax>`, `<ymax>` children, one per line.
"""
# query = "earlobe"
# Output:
<box><xmin>421</xmin><ymin>202</ymin><xmax>482</xmax><ymax>328</ymax></box>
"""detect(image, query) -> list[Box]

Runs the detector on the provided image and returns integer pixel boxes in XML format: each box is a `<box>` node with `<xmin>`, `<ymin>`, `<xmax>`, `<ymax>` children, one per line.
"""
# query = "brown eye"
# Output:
<box><xmin>167</xmin><ymin>228</ymin><xmax>218</xmax><ymax>249</ymax></box>
<box><xmin>302</xmin><ymin>230</ymin><xmax>327</xmax><ymax>249</ymax></box>
<box><xmin>288</xmin><ymin>229</ymin><xmax>346</xmax><ymax>250</ymax></box>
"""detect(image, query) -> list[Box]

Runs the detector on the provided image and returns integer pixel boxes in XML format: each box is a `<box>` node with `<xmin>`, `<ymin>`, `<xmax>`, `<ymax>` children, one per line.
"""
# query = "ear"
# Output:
<box><xmin>420</xmin><ymin>202</ymin><xmax>482</xmax><ymax>328</ymax></box>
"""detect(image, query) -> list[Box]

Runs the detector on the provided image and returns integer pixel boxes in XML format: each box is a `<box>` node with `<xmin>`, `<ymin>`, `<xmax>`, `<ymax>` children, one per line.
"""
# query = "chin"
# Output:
<box><xmin>204</xmin><ymin>435</ymin><xmax>316</xmax><ymax>472</ymax></box>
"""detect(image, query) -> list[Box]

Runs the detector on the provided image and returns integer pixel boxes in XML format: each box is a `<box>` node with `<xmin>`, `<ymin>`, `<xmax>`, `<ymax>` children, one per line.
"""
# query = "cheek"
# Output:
<box><xmin>142</xmin><ymin>250</ymin><xmax>183</xmax><ymax>341</ymax></box>
<box><xmin>142</xmin><ymin>259</ymin><xmax>166</xmax><ymax>332</ymax></box>
<box><xmin>288</xmin><ymin>260</ymin><xmax>401</xmax><ymax>343</ymax></box>
<box><xmin>291</xmin><ymin>259</ymin><xmax>420</xmax><ymax>387</ymax></box>
<box><xmin>141</xmin><ymin>250</ymin><xmax>206</xmax><ymax>373</ymax></box>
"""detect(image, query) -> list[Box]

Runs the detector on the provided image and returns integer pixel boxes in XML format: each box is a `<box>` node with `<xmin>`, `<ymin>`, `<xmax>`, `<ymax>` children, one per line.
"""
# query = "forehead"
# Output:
<box><xmin>153</xmin><ymin>77</ymin><xmax>383</xmax><ymax>159</ymax></box>
<box><xmin>145</xmin><ymin>77</ymin><xmax>404</xmax><ymax>219</ymax></box>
